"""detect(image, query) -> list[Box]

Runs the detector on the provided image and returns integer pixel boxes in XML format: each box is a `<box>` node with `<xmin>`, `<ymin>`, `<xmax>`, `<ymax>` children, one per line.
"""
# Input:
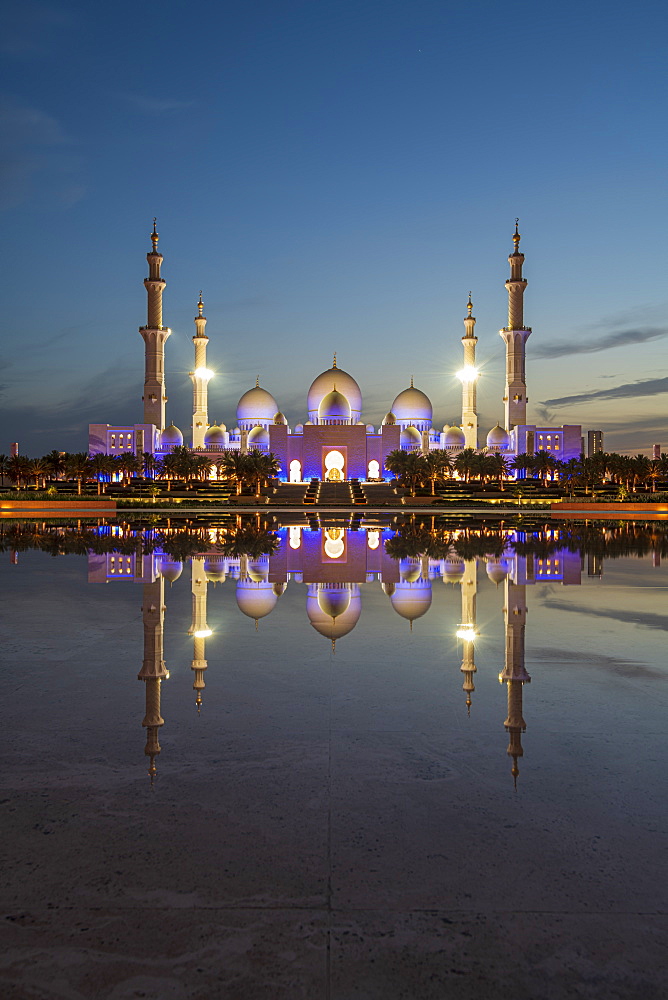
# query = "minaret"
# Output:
<box><xmin>499</xmin><ymin>577</ymin><xmax>531</xmax><ymax>787</ymax></box>
<box><xmin>137</xmin><ymin>575</ymin><xmax>169</xmax><ymax>780</ymax></box>
<box><xmin>499</xmin><ymin>220</ymin><xmax>531</xmax><ymax>430</ymax></box>
<box><xmin>188</xmin><ymin>555</ymin><xmax>210</xmax><ymax>710</ymax></box>
<box><xmin>190</xmin><ymin>292</ymin><xmax>212</xmax><ymax>449</ymax></box>
<box><xmin>139</xmin><ymin>220</ymin><xmax>171</xmax><ymax>432</ymax></box>
<box><xmin>459</xmin><ymin>293</ymin><xmax>479</xmax><ymax>449</ymax></box>
<box><xmin>457</xmin><ymin>558</ymin><xmax>478</xmax><ymax>713</ymax></box>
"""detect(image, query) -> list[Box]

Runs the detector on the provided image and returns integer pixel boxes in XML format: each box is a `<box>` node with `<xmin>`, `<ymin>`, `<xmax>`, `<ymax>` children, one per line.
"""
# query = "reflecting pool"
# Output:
<box><xmin>1</xmin><ymin>517</ymin><xmax>667</xmax><ymax>999</ymax></box>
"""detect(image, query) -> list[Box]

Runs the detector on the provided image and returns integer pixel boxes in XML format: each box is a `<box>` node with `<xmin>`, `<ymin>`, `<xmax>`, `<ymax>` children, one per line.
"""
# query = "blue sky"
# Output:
<box><xmin>1</xmin><ymin>0</ymin><xmax>667</xmax><ymax>455</ymax></box>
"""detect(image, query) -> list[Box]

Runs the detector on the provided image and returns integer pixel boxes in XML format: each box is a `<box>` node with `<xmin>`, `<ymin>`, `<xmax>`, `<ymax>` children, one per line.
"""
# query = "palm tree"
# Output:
<box><xmin>29</xmin><ymin>458</ymin><xmax>49</xmax><ymax>489</ymax></box>
<box><xmin>532</xmin><ymin>450</ymin><xmax>558</xmax><ymax>486</ymax></box>
<box><xmin>631</xmin><ymin>454</ymin><xmax>650</xmax><ymax>492</ymax></box>
<box><xmin>7</xmin><ymin>454</ymin><xmax>32</xmax><ymax>489</ymax></box>
<box><xmin>220</xmin><ymin>451</ymin><xmax>253</xmax><ymax>495</ymax></box>
<box><xmin>65</xmin><ymin>452</ymin><xmax>92</xmax><ymax>495</ymax></box>
<box><xmin>0</xmin><ymin>454</ymin><xmax>8</xmax><ymax>488</ymax></box>
<box><xmin>192</xmin><ymin>454</ymin><xmax>213</xmax><ymax>482</ymax></box>
<box><xmin>510</xmin><ymin>452</ymin><xmax>533</xmax><ymax>481</ymax></box>
<box><xmin>424</xmin><ymin>450</ymin><xmax>451</xmax><ymax>494</ymax></box>
<box><xmin>43</xmin><ymin>450</ymin><xmax>66</xmax><ymax>481</ymax></box>
<box><xmin>454</xmin><ymin>448</ymin><xmax>477</xmax><ymax>483</ymax></box>
<box><xmin>486</xmin><ymin>452</ymin><xmax>509</xmax><ymax>490</ymax></box>
<box><xmin>246</xmin><ymin>450</ymin><xmax>281</xmax><ymax>497</ymax></box>
<box><xmin>90</xmin><ymin>453</ymin><xmax>115</xmax><ymax>494</ymax></box>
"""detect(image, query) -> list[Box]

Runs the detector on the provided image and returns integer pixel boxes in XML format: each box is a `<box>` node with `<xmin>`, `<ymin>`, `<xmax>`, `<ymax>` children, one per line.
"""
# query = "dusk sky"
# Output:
<box><xmin>1</xmin><ymin>0</ymin><xmax>667</xmax><ymax>455</ymax></box>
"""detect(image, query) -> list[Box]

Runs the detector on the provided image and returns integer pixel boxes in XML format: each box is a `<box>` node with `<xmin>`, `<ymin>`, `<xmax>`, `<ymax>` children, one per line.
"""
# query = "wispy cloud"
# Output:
<box><xmin>541</xmin><ymin>377</ymin><xmax>668</xmax><ymax>408</ymax></box>
<box><xmin>533</xmin><ymin>326</ymin><xmax>668</xmax><ymax>359</ymax></box>
<box><xmin>122</xmin><ymin>94</ymin><xmax>196</xmax><ymax>114</ymax></box>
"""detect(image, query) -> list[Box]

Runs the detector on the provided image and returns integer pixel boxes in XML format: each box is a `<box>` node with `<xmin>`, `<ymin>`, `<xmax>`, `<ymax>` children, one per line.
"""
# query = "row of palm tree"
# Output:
<box><xmin>384</xmin><ymin>448</ymin><xmax>668</xmax><ymax>495</ymax></box>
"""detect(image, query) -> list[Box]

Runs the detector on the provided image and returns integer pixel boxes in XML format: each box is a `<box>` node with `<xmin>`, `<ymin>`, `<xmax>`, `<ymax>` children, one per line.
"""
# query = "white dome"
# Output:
<box><xmin>391</xmin><ymin>385</ymin><xmax>432</xmax><ymax>422</ymax></box>
<box><xmin>318</xmin><ymin>389</ymin><xmax>351</xmax><ymax>421</ymax></box>
<box><xmin>273</xmin><ymin>411</ymin><xmax>286</xmax><ymax>425</ymax></box>
<box><xmin>382</xmin><ymin>411</ymin><xmax>396</xmax><ymax>426</ymax></box>
<box><xmin>486</xmin><ymin>558</ymin><xmax>510</xmax><ymax>584</ymax></box>
<box><xmin>308</xmin><ymin>365</ymin><xmax>362</xmax><ymax>418</ymax></box>
<box><xmin>366</xmin><ymin>424</ymin><xmax>375</xmax><ymax>433</ymax></box>
<box><xmin>390</xmin><ymin>580</ymin><xmax>433</xmax><ymax>622</ymax></box>
<box><xmin>486</xmin><ymin>424</ymin><xmax>510</xmax><ymax>449</ymax></box>
<box><xmin>307</xmin><ymin>585</ymin><xmax>362</xmax><ymax>641</ymax></box>
<box><xmin>444</xmin><ymin>425</ymin><xmax>465</xmax><ymax>447</ymax></box>
<box><xmin>203</xmin><ymin>556</ymin><xmax>226</xmax><ymax>582</ymax></box>
<box><xmin>400</xmin><ymin>426</ymin><xmax>422</xmax><ymax>446</ymax></box>
<box><xmin>248</xmin><ymin>425</ymin><xmax>270</xmax><ymax>447</ymax></box>
<box><xmin>204</xmin><ymin>424</ymin><xmax>226</xmax><ymax>446</ymax></box>
<box><xmin>236</xmin><ymin>580</ymin><xmax>277</xmax><ymax>620</ymax></box>
<box><xmin>237</xmin><ymin>384</ymin><xmax>278</xmax><ymax>423</ymax></box>
<box><xmin>161</xmin><ymin>423</ymin><xmax>183</xmax><ymax>447</ymax></box>
<box><xmin>158</xmin><ymin>556</ymin><xmax>183</xmax><ymax>583</ymax></box>
<box><xmin>443</xmin><ymin>557</ymin><xmax>465</xmax><ymax>583</ymax></box>
<box><xmin>294</xmin><ymin>423</ymin><xmax>304</xmax><ymax>434</ymax></box>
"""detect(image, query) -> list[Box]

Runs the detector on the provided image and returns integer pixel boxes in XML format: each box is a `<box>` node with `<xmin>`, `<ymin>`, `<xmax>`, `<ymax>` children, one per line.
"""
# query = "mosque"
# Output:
<box><xmin>89</xmin><ymin>221</ymin><xmax>581</xmax><ymax>479</ymax></box>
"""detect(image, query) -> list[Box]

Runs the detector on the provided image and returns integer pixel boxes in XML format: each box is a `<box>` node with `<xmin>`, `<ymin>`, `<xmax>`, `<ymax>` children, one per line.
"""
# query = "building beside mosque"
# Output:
<box><xmin>89</xmin><ymin>221</ymin><xmax>581</xmax><ymax>480</ymax></box>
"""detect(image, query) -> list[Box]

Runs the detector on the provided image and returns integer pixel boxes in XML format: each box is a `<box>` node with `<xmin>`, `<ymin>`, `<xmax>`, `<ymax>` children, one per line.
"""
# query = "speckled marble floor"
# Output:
<box><xmin>1</xmin><ymin>546</ymin><xmax>666</xmax><ymax>999</ymax></box>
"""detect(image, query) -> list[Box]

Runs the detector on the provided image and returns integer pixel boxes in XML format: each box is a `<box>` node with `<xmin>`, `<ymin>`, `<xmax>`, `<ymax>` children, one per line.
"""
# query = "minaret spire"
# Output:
<box><xmin>499</xmin><ymin>219</ymin><xmax>531</xmax><ymax>430</ymax></box>
<box><xmin>499</xmin><ymin>573</ymin><xmax>532</xmax><ymax>787</ymax></box>
<box><xmin>189</xmin><ymin>555</ymin><xmax>211</xmax><ymax>711</ymax></box>
<box><xmin>459</xmin><ymin>292</ymin><xmax>479</xmax><ymax>449</ymax></box>
<box><xmin>189</xmin><ymin>290</ymin><xmax>211</xmax><ymax>449</ymax></box>
<box><xmin>457</xmin><ymin>559</ymin><xmax>478</xmax><ymax>714</ymax></box>
<box><xmin>140</xmin><ymin>219</ymin><xmax>171</xmax><ymax>432</ymax></box>
<box><xmin>138</xmin><ymin>574</ymin><xmax>169</xmax><ymax>781</ymax></box>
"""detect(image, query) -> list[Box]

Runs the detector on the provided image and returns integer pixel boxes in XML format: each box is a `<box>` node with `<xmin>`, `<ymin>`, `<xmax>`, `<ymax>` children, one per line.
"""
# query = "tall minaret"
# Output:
<box><xmin>499</xmin><ymin>220</ymin><xmax>531</xmax><ymax>430</ymax></box>
<box><xmin>459</xmin><ymin>293</ymin><xmax>479</xmax><ymax>450</ymax></box>
<box><xmin>499</xmin><ymin>577</ymin><xmax>531</xmax><ymax>787</ymax></box>
<box><xmin>137</xmin><ymin>575</ymin><xmax>169</xmax><ymax>780</ymax></box>
<box><xmin>188</xmin><ymin>555</ymin><xmax>211</xmax><ymax>710</ymax></box>
<box><xmin>457</xmin><ymin>558</ymin><xmax>478</xmax><ymax>713</ymax></box>
<box><xmin>139</xmin><ymin>220</ymin><xmax>171</xmax><ymax>432</ymax></box>
<box><xmin>190</xmin><ymin>292</ymin><xmax>212</xmax><ymax>449</ymax></box>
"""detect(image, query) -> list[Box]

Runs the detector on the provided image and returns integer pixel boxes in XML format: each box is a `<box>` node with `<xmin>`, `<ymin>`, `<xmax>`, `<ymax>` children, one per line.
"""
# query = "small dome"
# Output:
<box><xmin>203</xmin><ymin>556</ymin><xmax>226</xmax><ymax>583</ymax></box>
<box><xmin>486</xmin><ymin>558</ymin><xmax>510</xmax><ymax>584</ymax></box>
<box><xmin>400</xmin><ymin>559</ymin><xmax>422</xmax><ymax>583</ymax></box>
<box><xmin>246</xmin><ymin>558</ymin><xmax>269</xmax><ymax>582</ymax></box>
<box><xmin>248</xmin><ymin>425</ymin><xmax>270</xmax><ymax>447</ymax></box>
<box><xmin>366</xmin><ymin>424</ymin><xmax>375</xmax><ymax>433</ymax></box>
<box><xmin>161</xmin><ymin>423</ymin><xmax>183</xmax><ymax>447</ymax></box>
<box><xmin>308</xmin><ymin>365</ymin><xmax>362</xmax><ymax>418</ymax></box>
<box><xmin>318</xmin><ymin>388</ymin><xmax>351</xmax><ymax>421</ymax></box>
<box><xmin>294</xmin><ymin>423</ymin><xmax>304</xmax><ymax>434</ymax></box>
<box><xmin>390</xmin><ymin>580</ymin><xmax>433</xmax><ymax>622</ymax></box>
<box><xmin>382</xmin><ymin>411</ymin><xmax>396</xmax><ymax>426</ymax></box>
<box><xmin>400</xmin><ymin>426</ymin><xmax>422</xmax><ymax>446</ymax></box>
<box><xmin>237</xmin><ymin>384</ymin><xmax>278</xmax><ymax>423</ymax></box>
<box><xmin>486</xmin><ymin>424</ymin><xmax>510</xmax><ymax>449</ymax></box>
<box><xmin>317</xmin><ymin>588</ymin><xmax>351</xmax><ymax>619</ymax></box>
<box><xmin>391</xmin><ymin>385</ymin><xmax>432</xmax><ymax>422</ymax></box>
<box><xmin>273</xmin><ymin>411</ymin><xmax>286</xmax><ymax>425</ymax></box>
<box><xmin>158</xmin><ymin>556</ymin><xmax>183</xmax><ymax>582</ymax></box>
<box><xmin>204</xmin><ymin>424</ymin><xmax>226</xmax><ymax>446</ymax></box>
<box><xmin>442</xmin><ymin>557</ymin><xmax>465</xmax><ymax>583</ymax></box>
<box><xmin>444</xmin><ymin>425</ymin><xmax>465</xmax><ymax>447</ymax></box>
<box><xmin>236</xmin><ymin>580</ymin><xmax>277</xmax><ymax>620</ymax></box>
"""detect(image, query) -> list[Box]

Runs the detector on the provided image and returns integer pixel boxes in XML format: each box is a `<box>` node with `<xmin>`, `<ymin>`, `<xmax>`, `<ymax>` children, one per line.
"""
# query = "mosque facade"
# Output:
<box><xmin>89</xmin><ymin>221</ymin><xmax>581</xmax><ymax>479</ymax></box>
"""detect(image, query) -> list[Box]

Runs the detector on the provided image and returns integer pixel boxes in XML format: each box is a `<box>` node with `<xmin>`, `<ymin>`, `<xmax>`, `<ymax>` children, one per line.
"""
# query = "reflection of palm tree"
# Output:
<box><xmin>218</xmin><ymin>522</ymin><xmax>280</xmax><ymax>558</ymax></box>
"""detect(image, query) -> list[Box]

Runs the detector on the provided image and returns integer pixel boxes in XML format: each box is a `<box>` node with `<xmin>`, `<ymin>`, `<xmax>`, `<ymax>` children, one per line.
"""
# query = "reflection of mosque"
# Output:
<box><xmin>89</xmin><ymin>527</ymin><xmax>582</xmax><ymax>784</ymax></box>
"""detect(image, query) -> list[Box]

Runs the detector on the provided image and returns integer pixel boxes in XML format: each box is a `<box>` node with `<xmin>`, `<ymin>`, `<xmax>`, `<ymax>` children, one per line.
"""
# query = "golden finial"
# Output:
<box><xmin>332</xmin><ymin>352</ymin><xmax>337</xmax><ymax>369</ymax></box>
<box><xmin>151</xmin><ymin>218</ymin><xmax>159</xmax><ymax>252</ymax></box>
<box><xmin>197</xmin><ymin>291</ymin><xmax>204</xmax><ymax>316</ymax></box>
<box><xmin>513</xmin><ymin>218</ymin><xmax>521</xmax><ymax>251</ymax></box>
<box><xmin>511</xmin><ymin>755</ymin><xmax>519</xmax><ymax>789</ymax></box>
<box><xmin>331</xmin><ymin>637</ymin><xmax>336</xmax><ymax>654</ymax></box>
<box><xmin>255</xmin><ymin>376</ymin><xmax>260</xmax><ymax>388</ymax></box>
<box><xmin>409</xmin><ymin>619</ymin><xmax>413</xmax><ymax>632</ymax></box>
<box><xmin>467</xmin><ymin>292</ymin><xmax>473</xmax><ymax>316</ymax></box>
<box><xmin>255</xmin><ymin>617</ymin><xmax>259</xmax><ymax>631</ymax></box>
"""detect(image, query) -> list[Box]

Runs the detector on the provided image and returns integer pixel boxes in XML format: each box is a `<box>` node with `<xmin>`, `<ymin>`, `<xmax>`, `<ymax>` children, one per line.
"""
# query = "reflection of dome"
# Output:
<box><xmin>204</xmin><ymin>555</ymin><xmax>226</xmax><ymax>582</ymax></box>
<box><xmin>308</xmin><ymin>366</ymin><xmax>362</xmax><ymax>418</ymax></box>
<box><xmin>318</xmin><ymin>389</ymin><xmax>351</xmax><ymax>422</ymax></box>
<box><xmin>382</xmin><ymin>411</ymin><xmax>396</xmax><ymax>426</ymax></box>
<box><xmin>486</xmin><ymin>424</ymin><xmax>510</xmax><ymax>449</ymax></box>
<box><xmin>158</xmin><ymin>556</ymin><xmax>183</xmax><ymax>582</ymax></box>
<box><xmin>486</xmin><ymin>558</ymin><xmax>510</xmax><ymax>584</ymax></box>
<box><xmin>391</xmin><ymin>385</ymin><xmax>432</xmax><ymax>422</ymax></box>
<box><xmin>444</xmin><ymin>425</ymin><xmax>465</xmax><ymax>448</ymax></box>
<box><xmin>236</xmin><ymin>580</ymin><xmax>277</xmax><ymax>619</ymax></box>
<box><xmin>390</xmin><ymin>580</ymin><xmax>432</xmax><ymax>622</ymax></box>
<box><xmin>246</xmin><ymin>558</ymin><xmax>269</xmax><ymax>583</ymax></box>
<box><xmin>248</xmin><ymin>425</ymin><xmax>270</xmax><ymax>447</ymax></box>
<box><xmin>237</xmin><ymin>384</ymin><xmax>278</xmax><ymax>423</ymax></box>
<box><xmin>443</xmin><ymin>557</ymin><xmax>465</xmax><ymax>583</ymax></box>
<box><xmin>400</xmin><ymin>558</ymin><xmax>422</xmax><ymax>583</ymax></box>
<box><xmin>307</xmin><ymin>584</ymin><xmax>361</xmax><ymax>641</ymax></box>
<box><xmin>161</xmin><ymin>423</ymin><xmax>183</xmax><ymax>447</ymax></box>
<box><xmin>400</xmin><ymin>426</ymin><xmax>422</xmax><ymax>447</ymax></box>
<box><xmin>204</xmin><ymin>424</ymin><xmax>226</xmax><ymax>446</ymax></box>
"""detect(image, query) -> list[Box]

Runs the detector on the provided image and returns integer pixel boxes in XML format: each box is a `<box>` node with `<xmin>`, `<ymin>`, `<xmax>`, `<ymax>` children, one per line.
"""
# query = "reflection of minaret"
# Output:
<box><xmin>189</xmin><ymin>292</ymin><xmax>212</xmax><ymax>449</ymax></box>
<box><xmin>499</xmin><ymin>220</ymin><xmax>531</xmax><ymax>431</ymax></box>
<box><xmin>138</xmin><ymin>576</ymin><xmax>169</xmax><ymax>780</ymax></box>
<box><xmin>140</xmin><ymin>220</ymin><xmax>171</xmax><ymax>431</ymax></box>
<box><xmin>189</xmin><ymin>556</ymin><xmax>211</xmax><ymax>710</ymax></box>
<box><xmin>499</xmin><ymin>577</ymin><xmax>531</xmax><ymax>787</ymax></box>
<box><xmin>459</xmin><ymin>294</ymin><xmax>479</xmax><ymax>450</ymax></box>
<box><xmin>456</xmin><ymin>559</ymin><xmax>478</xmax><ymax>714</ymax></box>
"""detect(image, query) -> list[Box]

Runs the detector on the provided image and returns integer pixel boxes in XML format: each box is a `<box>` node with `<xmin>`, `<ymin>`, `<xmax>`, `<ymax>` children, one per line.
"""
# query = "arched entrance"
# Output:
<box><xmin>367</xmin><ymin>459</ymin><xmax>379</xmax><ymax>480</ymax></box>
<box><xmin>324</xmin><ymin>449</ymin><xmax>345</xmax><ymax>481</ymax></box>
<box><xmin>289</xmin><ymin>459</ymin><xmax>302</xmax><ymax>483</ymax></box>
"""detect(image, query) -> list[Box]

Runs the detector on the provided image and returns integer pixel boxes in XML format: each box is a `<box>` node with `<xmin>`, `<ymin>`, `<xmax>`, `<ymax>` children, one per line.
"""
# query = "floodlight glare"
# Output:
<box><xmin>456</xmin><ymin>626</ymin><xmax>477</xmax><ymax>642</ymax></box>
<box><xmin>456</xmin><ymin>365</ymin><xmax>479</xmax><ymax>383</ymax></box>
<box><xmin>194</xmin><ymin>367</ymin><xmax>214</xmax><ymax>380</ymax></box>
<box><xmin>194</xmin><ymin>628</ymin><xmax>213</xmax><ymax>638</ymax></box>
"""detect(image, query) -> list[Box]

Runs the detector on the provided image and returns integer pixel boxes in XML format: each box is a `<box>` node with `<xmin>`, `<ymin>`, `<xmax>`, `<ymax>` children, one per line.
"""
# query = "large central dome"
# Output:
<box><xmin>307</xmin><ymin>363</ymin><xmax>362</xmax><ymax>421</ymax></box>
